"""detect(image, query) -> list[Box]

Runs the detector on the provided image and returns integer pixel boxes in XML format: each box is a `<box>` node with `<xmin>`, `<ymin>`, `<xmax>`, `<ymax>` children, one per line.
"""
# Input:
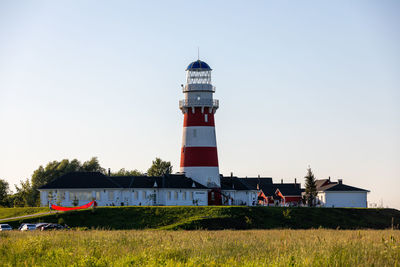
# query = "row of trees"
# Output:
<box><xmin>0</xmin><ymin>157</ymin><xmax>172</xmax><ymax>208</ymax></box>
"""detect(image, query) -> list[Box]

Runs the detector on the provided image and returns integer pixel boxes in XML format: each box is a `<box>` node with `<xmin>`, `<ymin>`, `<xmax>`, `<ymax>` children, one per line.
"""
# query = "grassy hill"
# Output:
<box><xmin>1</xmin><ymin>206</ymin><xmax>399</xmax><ymax>230</ymax></box>
<box><xmin>0</xmin><ymin>207</ymin><xmax>49</xmax><ymax>220</ymax></box>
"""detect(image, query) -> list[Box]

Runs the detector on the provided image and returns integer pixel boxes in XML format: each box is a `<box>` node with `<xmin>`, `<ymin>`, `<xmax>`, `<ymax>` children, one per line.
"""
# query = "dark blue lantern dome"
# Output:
<box><xmin>186</xmin><ymin>60</ymin><xmax>212</xmax><ymax>71</ymax></box>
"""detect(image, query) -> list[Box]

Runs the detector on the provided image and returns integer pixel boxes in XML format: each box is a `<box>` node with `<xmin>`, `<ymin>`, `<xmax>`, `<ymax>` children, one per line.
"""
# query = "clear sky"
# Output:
<box><xmin>0</xmin><ymin>1</ymin><xmax>399</xmax><ymax>208</ymax></box>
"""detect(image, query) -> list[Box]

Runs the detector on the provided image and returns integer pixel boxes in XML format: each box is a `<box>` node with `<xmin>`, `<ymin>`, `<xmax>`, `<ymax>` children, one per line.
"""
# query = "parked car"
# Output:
<box><xmin>0</xmin><ymin>224</ymin><xmax>12</xmax><ymax>231</ymax></box>
<box><xmin>35</xmin><ymin>223</ymin><xmax>49</xmax><ymax>229</ymax></box>
<box><xmin>40</xmin><ymin>223</ymin><xmax>65</xmax><ymax>231</ymax></box>
<box><xmin>20</xmin><ymin>224</ymin><xmax>36</xmax><ymax>231</ymax></box>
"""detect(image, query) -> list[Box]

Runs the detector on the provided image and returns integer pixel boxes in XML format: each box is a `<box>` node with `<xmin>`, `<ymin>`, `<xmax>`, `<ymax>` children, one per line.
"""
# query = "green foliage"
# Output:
<box><xmin>283</xmin><ymin>208</ymin><xmax>292</xmax><ymax>219</ymax></box>
<box><xmin>81</xmin><ymin>157</ymin><xmax>105</xmax><ymax>173</ymax></box>
<box><xmin>110</xmin><ymin>168</ymin><xmax>144</xmax><ymax>176</ymax></box>
<box><xmin>147</xmin><ymin>158</ymin><xmax>172</xmax><ymax>176</ymax></box>
<box><xmin>0</xmin><ymin>178</ymin><xmax>10</xmax><ymax>207</ymax></box>
<box><xmin>14</xmin><ymin>179</ymin><xmax>36</xmax><ymax>207</ymax></box>
<box><xmin>304</xmin><ymin>167</ymin><xmax>317</xmax><ymax>207</ymax></box>
<box><xmin>0</xmin><ymin>229</ymin><xmax>399</xmax><ymax>266</ymax></box>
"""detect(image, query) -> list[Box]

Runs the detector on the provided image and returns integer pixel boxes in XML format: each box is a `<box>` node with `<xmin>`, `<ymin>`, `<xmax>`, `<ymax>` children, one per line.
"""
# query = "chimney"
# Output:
<box><xmin>258</xmin><ymin>174</ymin><xmax>260</xmax><ymax>178</ymax></box>
<box><xmin>231</xmin><ymin>172</ymin><xmax>233</xmax><ymax>177</ymax></box>
<box><xmin>281</xmin><ymin>179</ymin><xmax>283</xmax><ymax>184</ymax></box>
<box><xmin>294</xmin><ymin>178</ymin><xmax>297</xmax><ymax>184</ymax></box>
<box><xmin>338</xmin><ymin>179</ymin><xmax>343</xmax><ymax>184</ymax></box>
<box><xmin>328</xmin><ymin>176</ymin><xmax>331</xmax><ymax>182</ymax></box>
<box><xmin>108</xmin><ymin>168</ymin><xmax>111</xmax><ymax>176</ymax></box>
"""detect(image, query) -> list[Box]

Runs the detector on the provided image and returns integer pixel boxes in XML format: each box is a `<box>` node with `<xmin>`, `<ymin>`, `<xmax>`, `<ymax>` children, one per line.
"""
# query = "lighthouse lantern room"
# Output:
<box><xmin>179</xmin><ymin>59</ymin><xmax>221</xmax><ymax>205</ymax></box>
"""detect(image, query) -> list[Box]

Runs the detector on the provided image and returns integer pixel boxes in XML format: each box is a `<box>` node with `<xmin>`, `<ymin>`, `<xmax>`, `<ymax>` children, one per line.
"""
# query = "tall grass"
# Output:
<box><xmin>0</xmin><ymin>230</ymin><xmax>399</xmax><ymax>266</ymax></box>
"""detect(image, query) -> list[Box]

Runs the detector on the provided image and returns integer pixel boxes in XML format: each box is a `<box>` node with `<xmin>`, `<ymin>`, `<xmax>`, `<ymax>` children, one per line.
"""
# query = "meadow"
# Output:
<box><xmin>0</xmin><ymin>229</ymin><xmax>399</xmax><ymax>266</ymax></box>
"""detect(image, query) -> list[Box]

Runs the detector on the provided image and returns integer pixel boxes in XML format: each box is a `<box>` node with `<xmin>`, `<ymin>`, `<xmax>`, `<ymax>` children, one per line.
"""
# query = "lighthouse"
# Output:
<box><xmin>179</xmin><ymin>59</ymin><xmax>222</xmax><ymax>205</ymax></box>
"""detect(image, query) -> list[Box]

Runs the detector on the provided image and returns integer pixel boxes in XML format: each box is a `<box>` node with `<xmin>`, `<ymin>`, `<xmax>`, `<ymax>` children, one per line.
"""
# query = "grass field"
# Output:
<box><xmin>0</xmin><ymin>229</ymin><xmax>399</xmax><ymax>266</ymax></box>
<box><xmin>0</xmin><ymin>207</ymin><xmax>49</xmax><ymax>220</ymax></box>
<box><xmin>1</xmin><ymin>206</ymin><xmax>399</xmax><ymax>230</ymax></box>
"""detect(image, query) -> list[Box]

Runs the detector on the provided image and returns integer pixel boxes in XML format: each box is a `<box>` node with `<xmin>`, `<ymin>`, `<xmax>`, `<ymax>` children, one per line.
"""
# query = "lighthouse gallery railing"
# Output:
<box><xmin>179</xmin><ymin>99</ymin><xmax>219</xmax><ymax>109</ymax></box>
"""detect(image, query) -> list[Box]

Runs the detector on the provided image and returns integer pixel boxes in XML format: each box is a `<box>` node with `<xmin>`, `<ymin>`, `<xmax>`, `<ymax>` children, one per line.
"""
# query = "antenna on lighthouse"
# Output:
<box><xmin>197</xmin><ymin>47</ymin><xmax>200</xmax><ymax>60</ymax></box>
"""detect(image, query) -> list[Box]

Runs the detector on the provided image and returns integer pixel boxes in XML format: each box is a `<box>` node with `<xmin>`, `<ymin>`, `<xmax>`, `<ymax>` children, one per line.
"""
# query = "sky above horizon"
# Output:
<box><xmin>0</xmin><ymin>1</ymin><xmax>399</xmax><ymax>208</ymax></box>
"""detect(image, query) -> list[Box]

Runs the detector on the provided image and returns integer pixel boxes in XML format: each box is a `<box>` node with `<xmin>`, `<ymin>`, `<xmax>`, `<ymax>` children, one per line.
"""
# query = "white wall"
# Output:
<box><xmin>222</xmin><ymin>190</ymin><xmax>257</xmax><ymax>206</ymax></box>
<box><xmin>39</xmin><ymin>188</ymin><xmax>209</xmax><ymax>207</ymax></box>
<box><xmin>317</xmin><ymin>191</ymin><xmax>368</xmax><ymax>208</ymax></box>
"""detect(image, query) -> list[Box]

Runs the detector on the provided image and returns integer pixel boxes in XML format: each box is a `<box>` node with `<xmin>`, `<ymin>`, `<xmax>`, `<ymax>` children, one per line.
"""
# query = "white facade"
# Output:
<box><xmin>317</xmin><ymin>191</ymin><xmax>368</xmax><ymax>208</ymax></box>
<box><xmin>39</xmin><ymin>188</ymin><xmax>209</xmax><ymax>207</ymax></box>
<box><xmin>221</xmin><ymin>190</ymin><xmax>258</xmax><ymax>206</ymax></box>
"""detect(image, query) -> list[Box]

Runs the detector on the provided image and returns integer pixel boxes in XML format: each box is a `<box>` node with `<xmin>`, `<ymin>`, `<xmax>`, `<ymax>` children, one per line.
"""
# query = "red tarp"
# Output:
<box><xmin>51</xmin><ymin>200</ymin><xmax>95</xmax><ymax>211</ymax></box>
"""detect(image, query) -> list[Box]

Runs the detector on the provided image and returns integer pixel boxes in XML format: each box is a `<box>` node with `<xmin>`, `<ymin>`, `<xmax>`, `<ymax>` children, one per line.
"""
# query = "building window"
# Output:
<box><xmin>190</xmin><ymin>192</ymin><xmax>193</xmax><ymax>200</ymax></box>
<box><xmin>108</xmin><ymin>191</ymin><xmax>114</xmax><ymax>201</ymax></box>
<box><xmin>96</xmin><ymin>191</ymin><xmax>101</xmax><ymax>200</ymax></box>
<box><xmin>193</xmin><ymin>129</ymin><xmax>197</xmax><ymax>137</ymax></box>
<box><xmin>134</xmin><ymin>191</ymin><xmax>138</xmax><ymax>200</ymax></box>
<box><xmin>204</xmin><ymin>114</ymin><xmax>208</xmax><ymax>122</ymax></box>
<box><xmin>182</xmin><ymin>192</ymin><xmax>187</xmax><ymax>200</ymax></box>
<box><xmin>142</xmin><ymin>191</ymin><xmax>146</xmax><ymax>200</ymax></box>
<box><xmin>174</xmin><ymin>191</ymin><xmax>178</xmax><ymax>200</ymax></box>
<box><xmin>167</xmin><ymin>191</ymin><xmax>171</xmax><ymax>200</ymax></box>
<box><xmin>211</xmin><ymin>192</ymin><xmax>215</xmax><ymax>201</ymax></box>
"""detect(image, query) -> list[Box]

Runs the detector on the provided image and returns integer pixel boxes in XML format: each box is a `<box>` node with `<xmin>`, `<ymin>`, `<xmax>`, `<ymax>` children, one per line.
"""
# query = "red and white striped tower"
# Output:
<box><xmin>179</xmin><ymin>59</ymin><xmax>221</xmax><ymax>205</ymax></box>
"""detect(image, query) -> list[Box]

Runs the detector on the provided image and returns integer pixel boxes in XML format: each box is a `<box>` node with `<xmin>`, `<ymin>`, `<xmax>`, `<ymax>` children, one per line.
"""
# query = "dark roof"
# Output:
<box><xmin>272</xmin><ymin>184</ymin><xmax>302</xmax><ymax>196</ymax></box>
<box><xmin>315</xmin><ymin>179</ymin><xmax>330</xmax><ymax>188</ymax></box>
<box><xmin>39</xmin><ymin>172</ymin><xmax>121</xmax><ymax>189</ymax></box>
<box><xmin>186</xmin><ymin>60</ymin><xmax>212</xmax><ymax>71</ymax></box>
<box><xmin>221</xmin><ymin>176</ymin><xmax>254</xmax><ymax>191</ymax></box>
<box><xmin>38</xmin><ymin>172</ymin><xmax>208</xmax><ymax>190</ymax></box>
<box><xmin>236</xmin><ymin>177</ymin><xmax>301</xmax><ymax>196</ymax></box>
<box><xmin>316</xmin><ymin>179</ymin><xmax>369</xmax><ymax>192</ymax></box>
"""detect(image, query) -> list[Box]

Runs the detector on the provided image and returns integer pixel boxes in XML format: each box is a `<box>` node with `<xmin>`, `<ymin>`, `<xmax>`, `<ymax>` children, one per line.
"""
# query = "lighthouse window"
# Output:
<box><xmin>193</xmin><ymin>129</ymin><xmax>197</xmax><ymax>137</ymax></box>
<box><xmin>205</xmin><ymin>114</ymin><xmax>208</xmax><ymax>122</ymax></box>
<box><xmin>197</xmin><ymin>95</ymin><xmax>201</xmax><ymax>101</ymax></box>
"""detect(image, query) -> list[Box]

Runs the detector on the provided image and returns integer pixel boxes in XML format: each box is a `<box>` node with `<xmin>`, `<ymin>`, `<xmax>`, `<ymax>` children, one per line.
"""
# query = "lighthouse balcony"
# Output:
<box><xmin>179</xmin><ymin>99</ymin><xmax>219</xmax><ymax>109</ymax></box>
<box><xmin>183</xmin><ymin>84</ymin><xmax>215</xmax><ymax>92</ymax></box>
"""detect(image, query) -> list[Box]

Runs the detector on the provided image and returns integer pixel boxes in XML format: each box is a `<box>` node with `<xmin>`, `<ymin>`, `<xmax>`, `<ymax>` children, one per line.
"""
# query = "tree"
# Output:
<box><xmin>14</xmin><ymin>179</ymin><xmax>36</xmax><ymax>207</ymax></box>
<box><xmin>0</xmin><ymin>179</ymin><xmax>10</xmax><ymax>207</ymax></box>
<box><xmin>147</xmin><ymin>158</ymin><xmax>172</xmax><ymax>176</ymax></box>
<box><xmin>81</xmin><ymin>157</ymin><xmax>105</xmax><ymax>173</ymax></box>
<box><xmin>110</xmin><ymin>168</ymin><xmax>143</xmax><ymax>176</ymax></box>
<box><xmin>304</xmin><ymin>167</ymin><xmax>317</xmax><ymax>207</ymax></box>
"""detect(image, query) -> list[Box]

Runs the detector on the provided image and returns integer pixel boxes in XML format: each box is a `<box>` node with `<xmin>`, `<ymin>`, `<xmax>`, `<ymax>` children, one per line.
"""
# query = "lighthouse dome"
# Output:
<box><xmin>186</xmin><ymin>60</ymin><xmax>212</xmax><ymax>71</ymax></box>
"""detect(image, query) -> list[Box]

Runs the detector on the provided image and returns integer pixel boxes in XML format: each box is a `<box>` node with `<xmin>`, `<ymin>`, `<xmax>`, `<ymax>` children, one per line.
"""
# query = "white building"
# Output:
<box><xmin>39</xmin><ymin>172</ymin><xmax>209</xmax><ymax>207</ymax></box>
<box><xmin>315</xmin><ymin>178</ymin><xmax>369</xmax><ymax>208</ymax></box>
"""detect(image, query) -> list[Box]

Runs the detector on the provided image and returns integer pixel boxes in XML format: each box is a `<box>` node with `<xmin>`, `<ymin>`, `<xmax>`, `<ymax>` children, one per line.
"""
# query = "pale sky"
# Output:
<box><xmin>0</xmin><ymin>1</ymin><xmax>399</xmax><ymax>208</ymax></box>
